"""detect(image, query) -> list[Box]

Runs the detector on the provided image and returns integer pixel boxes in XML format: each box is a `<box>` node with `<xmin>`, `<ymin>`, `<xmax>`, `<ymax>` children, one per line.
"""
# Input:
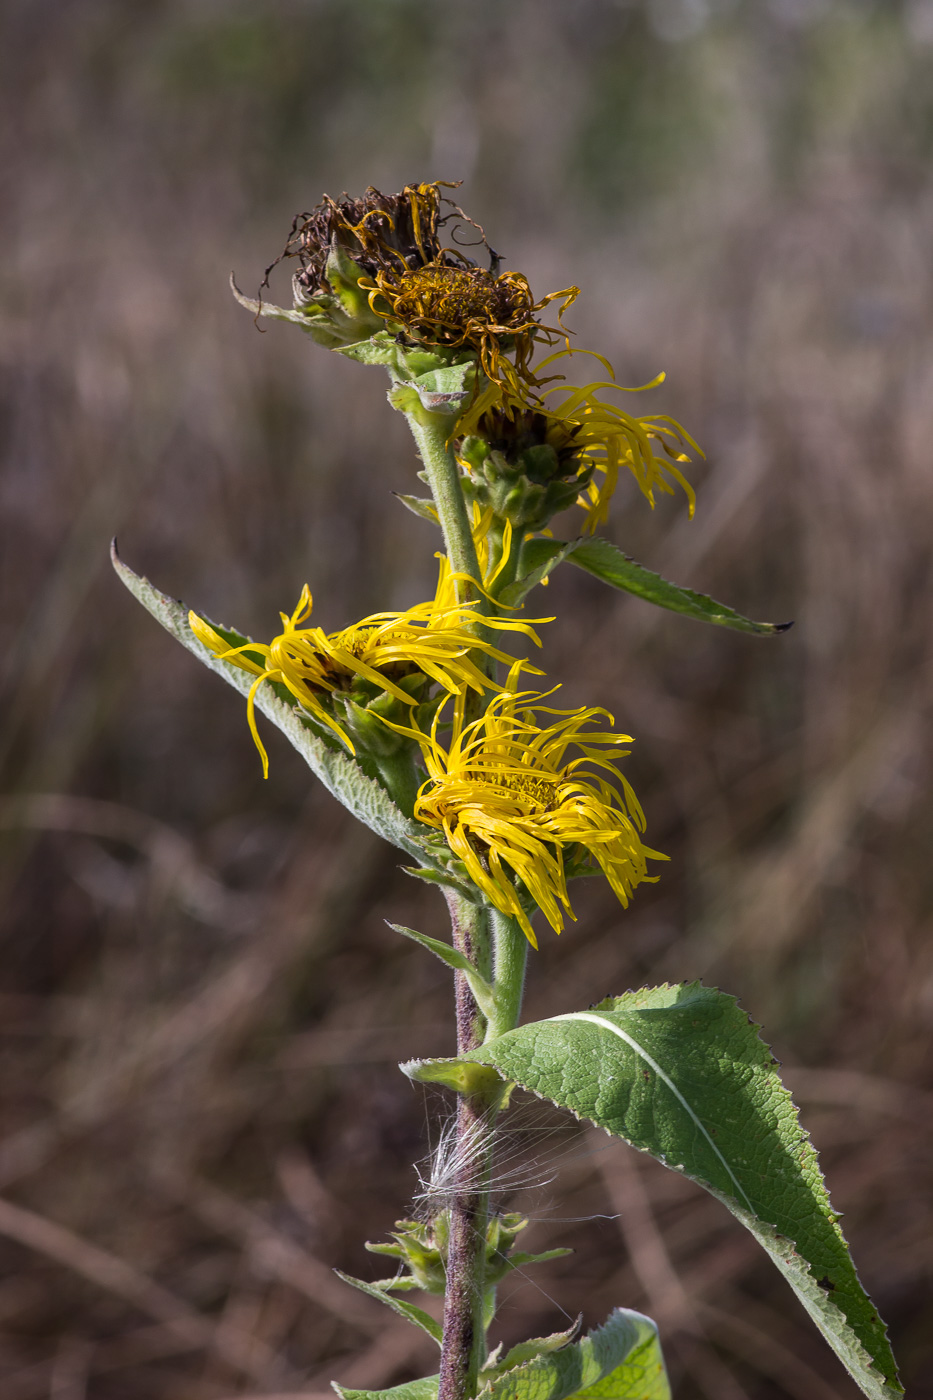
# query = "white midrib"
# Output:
<box><xmin>547</xmin><ymin>1011</ymin><xmax>756</xmax><ymax>1214</ymax></box>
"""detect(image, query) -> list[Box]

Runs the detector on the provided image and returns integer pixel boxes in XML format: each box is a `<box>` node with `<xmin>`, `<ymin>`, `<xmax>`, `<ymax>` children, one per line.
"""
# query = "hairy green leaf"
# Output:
<box><xmin>520</xmin><ymin>537</ymin><xmax>790</xmax><ymax>635</ymax></box>
<box><xmin>333</xmin><ymin>1378</ymin><xmax>439</xmax><ymax>1400</ymax></box>
<box><xmin>388</xmin><ymin>923</ymin><xmax>497</xmax><ymax>1018</ymax></box>
<box><xmin>482</xmin><ymin>1319</ymin><xmax>581</xmax><ymax>1380</ymax></box>
<box><xmin>111</xmin><ymin>546</ymin><xmax>436</xmax><ymax>864</ymax></box>
<box><xmin>467</xmin><ymin>984</ymin><xmax>901</xmax><ymax>1400</ymax></box>
<box><xmin>480</xmin><ymin>1308</ymin><xmax>668</xmax><ymax>1400</ymax></box>
<box><xmin>334</xmin><ymin>1271</ymin><xmax>441</xmax><ymax>1346</ymax></box>
<box><xmin>401</xmin><ymin>864</ymin><xmax>479</xmax><ymax>904</ymax></box>
<box><xmin>331</xmin><ymin>1311</ymin><xmax>666</xmax><ymax>1400</ymax></box>
<box><xmin>394</xmin><ymin>493</ymin><xmax>440</xmax><ymax>524</ymax></box>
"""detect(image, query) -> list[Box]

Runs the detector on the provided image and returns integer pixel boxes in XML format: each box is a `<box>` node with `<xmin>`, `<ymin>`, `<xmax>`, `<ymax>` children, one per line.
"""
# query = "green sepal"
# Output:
<box><xmin>230</xmin><ymin>275</ymin><xmax>370</xmax><ymax>351</ymax></box>
<box><xmin>520</xmin><ymin>536</ymin><xmax>792</xmax><ymax>635</ymax></box>
<box><xmin>400</xmin><ymin>1055</ymin><xmax>506</xmax><ymax>1099</ymax></box>
<box><xmin>388</xmin><ymin>362</ymin><xmax>479</xmax><ymax>419</ymax></box>
<box><xmin>322</xmin><ymin>243</ymin><xmax>385</xmax><ymax>328</ymax></box>
<box><xmin>334</xmin><ymin>1271</ymin><xmax>441</xmax><ymax>1346</ymax></box>
<box><xmin>479</xmin><ymin>1308</ymin><xmax>669</xmax><ymax>1400</ymax></box>
<box><xmin>459</xmin><ymin>436</ymin><xmax>594</xmax><ymax>534</ymax></box>
<box><xmin>342</xmin><ymin>697</ymin><xmax>413</xmax><ymax>759</ymax></box>
<box><xmin>340</xmin><ymin>331</ymin><xmax>480</xmax><ymax>417</ymax></box>
<box><xmin>388</xmin><ymin>923</ymin><xmax>497</xmax><ymax>1018</ymax></box>
<box><xmin>111</xmin><ymin>546</ymin><xmax>441</xmax><ymax>866</ymax></box>
<box><xmin>465</xmin><ymin>984</ymin><xmax>901</xmax><ymax>1400</ymax></box>
<box><xmin>394</xmin><ymin>493</ymin><xmax>440</xmax><ymax>525</ymax></box>
<box><xmin>364</xmin><ymin>1218</ymin><xmax>447</xmax><ymax>1294</ymax></box>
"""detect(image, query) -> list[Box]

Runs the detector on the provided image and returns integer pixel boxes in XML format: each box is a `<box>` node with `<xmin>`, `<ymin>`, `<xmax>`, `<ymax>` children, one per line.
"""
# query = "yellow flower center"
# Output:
<box><xmin>461</xmin><ymin>767</ymin><xmax>560</xmax><ymax>812</ymax></box>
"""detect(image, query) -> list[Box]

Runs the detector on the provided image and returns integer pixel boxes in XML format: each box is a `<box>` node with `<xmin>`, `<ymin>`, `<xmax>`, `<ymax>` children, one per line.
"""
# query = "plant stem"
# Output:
<box><xmin>405</xmin><ymin>410</ymin><xmax>488</xmax><ymax>616</ymax></box>
<box><xmin>407</xmin><ymin>408</ymin><xmax>533</xmax><ymax>1400</ymax></box>
<box><xmin>486</xmin><ymin>909</ymin><xmax>528</xmax><ymax>1043</ymax></box>
<box><xmin>438</xmin><ymin>892</ymin><xmax>493</xmax><ymax>1400</ymax></box>
<box><xmin>437</xmin><ymin>901</ymin><xmax>529</xmax><ymax>1400</ymax></box>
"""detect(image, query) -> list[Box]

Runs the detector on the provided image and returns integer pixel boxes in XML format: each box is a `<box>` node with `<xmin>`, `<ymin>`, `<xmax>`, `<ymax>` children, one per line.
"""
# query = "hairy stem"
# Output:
<box><xmin>408</xmin><ymin>408</ymin><xmax>532</xmax><ymax>1400</ymax></box>
<box><xmin>439</xmin><ymin>893</ymin><xmax>493</xmax><ymax>1400</ymax></box>
<box><xmin>405</xmin><ymin>410</ymin><xmax>487</xmax><ymax>615</ymax></box>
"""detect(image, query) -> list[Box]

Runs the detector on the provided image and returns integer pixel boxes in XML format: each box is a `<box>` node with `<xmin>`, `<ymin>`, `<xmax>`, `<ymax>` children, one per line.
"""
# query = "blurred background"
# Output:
<box><xmin>2</xmin><ymin>0</ymin><xmax>932</xmax><ymax>1396</ymax></box>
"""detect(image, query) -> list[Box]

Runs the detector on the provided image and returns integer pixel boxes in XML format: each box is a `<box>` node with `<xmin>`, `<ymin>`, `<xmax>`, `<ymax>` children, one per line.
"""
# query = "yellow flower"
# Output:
<box><xmin>539</xmin><ymin>359</ymin><xmax>698</xmax><ymax>531</ymax></box>
<box><xmin>188</xmin><ymin>560</ymin><xmax>545</xmax><ymax>777</ymax></box>
<box><xmin>457</xmin><ymin>352</ymin><xmax>699</xmax><ymax>534</ymax></box>
<box><xmin>403</xmin><ymin>669</ymin><xmax>665</xmax><ymax>947</ymax></box>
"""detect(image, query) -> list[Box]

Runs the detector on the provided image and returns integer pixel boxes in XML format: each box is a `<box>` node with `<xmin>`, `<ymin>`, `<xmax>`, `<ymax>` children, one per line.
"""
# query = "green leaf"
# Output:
<box><xmin>400</xmin><ymin>1055</ymin><xmax>506</xmax><ymax>1100</ymax></box>
<box><xmin>402</xmin><ymin>864</ymin><xmax>479</xmax><ymax>904</ymax></box>
<box><xmin>394</xmin><ymin>493</ymin><xmax>440</xmax><ymax>525</ymax></box>
<box><xmin>334</xmin><ymin>1271</ymin><xmax>442</xmax><ymax>1346</ymax></box>
<box><xmin>480</xmin><ymin>1308</ymin><xmax>668</xmax><ymax>1400</ymax></box>
<box><xmin>333</xmin><ymin>1378</ymin><xmax>439</xmax><ymax>1400</ymax></box>
<box><xmin>111</xmin><ymin>545</ymin><xmax>437</xmax><ymax>865</ymax></box>
<box><xmin>467</xmin><ymin>984</ymin><xmax>901</xmax><ymax>1400</ymax></box>
<box><xmin>521</xmin><ymin>537</ymin><xmax>791</xmax><ymax>635</ymax></box>
<box><xmin>329</xmin><ymin>1315</ymin><xmax>666</xmax><ymax>1400</ymax></box>
<box><xmin>495</xmin><ymin>1247</ymin><xmax>574</xmax><ymax>1275</ymax></box>
<box><xmin>388</xmin><ymin>923</ymin><xmax>497</xmax><ymax>1019</ymax></box>
<box><xmin>499</xmin><ymin>538</ymin><xmax>580</xmax><ymax>608</ymax></box>
<box><xmin>388</xmin><ymin>923</ymin><xmax>480</xmax><ymax>978</ymax></box>
<box><xmin>482</xmin><ymin>1319</ymin><xmax>580</xmax><ymax>1379</ymax></box>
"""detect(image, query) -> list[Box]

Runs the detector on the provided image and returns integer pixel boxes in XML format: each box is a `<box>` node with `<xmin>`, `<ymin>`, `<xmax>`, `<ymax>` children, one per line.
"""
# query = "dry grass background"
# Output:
<box><xmin>1</xmin><ymin>0</ymin><xmax>932</xmax><ymax>1396</ymax></box>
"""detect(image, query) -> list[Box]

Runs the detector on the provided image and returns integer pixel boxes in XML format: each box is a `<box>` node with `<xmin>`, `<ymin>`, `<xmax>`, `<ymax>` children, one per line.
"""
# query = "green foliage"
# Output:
<box><xmin>395</xmin><ymin>494</ymin><xmax>440</xmax><ymax>525</ymax></box>
<box><xmin>335</xmin><ymin>1271</ymin><xmax>442</xmax><ymax>1345</ymax></box>
<box><xmin>465</xmin><ymin>984</ymin><xmax>901</xmax><ymax>1400</ymax></box>
<box><xmin>481</xmin><ymin>1309</ymin><xmax>669</xmax><ymax>1400</ymax></box>
<box><xmin>481</xmin><ymin>1319</ymin><xmax>581</xmax><ymax>1380</ymax></box>
<box><xmin>388</xmin><ymin>923</ymin><xmax>497</xmax><ymax>1019</ymax></box>
<box><xmin>332</xmin><ymin>1309</ymin><xmax>668</xmax><ymax>1400</ymax></box>
<box><xmin>520</xmin><ymin>536</ymin><xmax>790</xmax><ymax>635</ymax></box>
<box><xmin>334</xmin><ymin>1378</ymin><xmax>440</xmax><ymax>1400</ymax></box>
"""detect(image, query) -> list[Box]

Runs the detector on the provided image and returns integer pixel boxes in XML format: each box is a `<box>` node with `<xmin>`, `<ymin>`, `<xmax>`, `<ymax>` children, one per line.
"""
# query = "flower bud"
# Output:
<box><xmin>459</xmin><ymin>409</ymin><xmax>595</xmax><ymax>531</ymax></box>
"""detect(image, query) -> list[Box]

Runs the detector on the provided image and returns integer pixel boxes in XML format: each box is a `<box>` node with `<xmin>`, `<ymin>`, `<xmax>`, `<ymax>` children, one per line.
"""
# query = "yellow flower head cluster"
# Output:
<box><xmin>189</xmin><ymin>557</ymin><xmax>545</xmax><ymax>777</ymax></box>
<box><xmin>402</xmin><ymin>667</ymin><xmax>665</xmax><ymax>947</ymax></box>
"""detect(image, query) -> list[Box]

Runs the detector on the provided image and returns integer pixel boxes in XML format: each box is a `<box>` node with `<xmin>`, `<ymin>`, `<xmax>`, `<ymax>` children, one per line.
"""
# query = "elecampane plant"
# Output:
<box><xmin>116</xmin><ymin>181</ymin><xmax>901</xmax><ymax>1400</ymax></box>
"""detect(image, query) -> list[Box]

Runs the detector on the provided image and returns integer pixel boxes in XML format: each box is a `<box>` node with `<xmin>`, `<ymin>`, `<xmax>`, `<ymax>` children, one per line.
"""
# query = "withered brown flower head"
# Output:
<box><xmin>266</xmin><ymin>181</ymin><xmax>578</xmax><ymax>394</ymax></box>
<box><xmin>268</xmin><ymin>180</ymin><xmax>495</xmax><ymax>301</ymax></box>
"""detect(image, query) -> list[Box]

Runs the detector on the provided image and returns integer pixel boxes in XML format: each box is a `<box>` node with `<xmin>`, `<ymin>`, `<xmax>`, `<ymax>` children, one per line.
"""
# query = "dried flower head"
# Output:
<box><xmin>268</xmin><ymin>181</ymin><xmax>577</xmax><ymax>395</ymax></box>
